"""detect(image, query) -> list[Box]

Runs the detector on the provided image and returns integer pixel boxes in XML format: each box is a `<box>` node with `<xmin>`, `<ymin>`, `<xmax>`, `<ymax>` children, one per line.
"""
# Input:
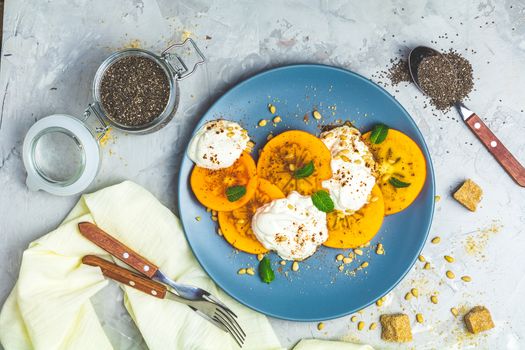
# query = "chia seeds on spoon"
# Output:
<box><xmin>386</xmin><ymin>50</ymin><xmax>474</xmax><ymax>111</ymax></box>
<box><xmin>100</xmin><ymin>56</ymin><xmax>170</xmax><ymax>127</ymax></box>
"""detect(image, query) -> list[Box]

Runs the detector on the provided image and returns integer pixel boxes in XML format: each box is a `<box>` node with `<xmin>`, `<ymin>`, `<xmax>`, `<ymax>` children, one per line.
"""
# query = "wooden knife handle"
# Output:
<box><xmin>82</xmin><ymin>255</ymin><xmax>166</xmax><ymax>299</ymax></box>
<box><xmin>78</xmin><ymin>222</ymin><xmax>159</xmax><ymax>278</ymax></box>
<box><xmin>466</xmin><ymin>114</ymin><xmax>525</xmax><ymax>187</ymax></box>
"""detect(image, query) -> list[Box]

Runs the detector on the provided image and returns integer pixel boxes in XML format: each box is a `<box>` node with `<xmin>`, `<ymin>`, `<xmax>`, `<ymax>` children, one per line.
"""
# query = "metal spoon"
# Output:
<box><xmin>408</xmin><ymin>46</ymin><xmax>525</xmax><ymax>187</ymax></box>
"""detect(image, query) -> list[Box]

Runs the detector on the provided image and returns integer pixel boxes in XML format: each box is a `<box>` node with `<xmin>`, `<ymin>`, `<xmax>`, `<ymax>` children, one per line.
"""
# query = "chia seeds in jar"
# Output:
<box><xmin>100</xmin><ymin>56</ymin><xmax>171</xmax><ymax>127</ymax></box>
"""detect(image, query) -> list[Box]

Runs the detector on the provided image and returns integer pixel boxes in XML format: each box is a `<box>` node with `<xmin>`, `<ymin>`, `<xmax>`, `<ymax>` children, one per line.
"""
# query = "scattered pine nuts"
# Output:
<box><xmin>354</xmin><ymin>249</ymin><xmax>363</xmax><ymax>256</ymax></box>
<box><xmin>369</xmin><ymin>322</ymin><xmax>377</xmax><ymax>330</ymax></box>
<box><xmin>444</xmin><ymin>255</ymin><xmax>455</xmax><ymax>263</ymax></box>
<box><xmin>435</xmin><ymin>195</ymin><xmax>441</xmax><ymax>202</ymax></box>
<box><xmin>411</xmin><ymin>288</ymin><xmax>419</xmax><ymax>297</ymax></box>
<box><xmin>451</xmin><ymin>307</ymin><xmax>459</xmax><ymax>317</ymax></box>
<box><xmin>431</xmin><ymin>236</ymin><xmax>441</xmax><ymax>244</ymax></box>
<box><xmin>343</xmin><ymin>257</ymin><xmax>353</xmax><ymax>264</ymax></box>
<box><xmin>461</xmin><ymin>275</ymin><xmax>472</xmax><ymax>282</ymax></box>
<box><xmin>313</xmin><ymin>110</ymin><xmax>322</xmax><ymax>120</ymax></box>
<box><xmin>360</xmin><ymin>261</ymin><xmax>369</xmax><ymax>268</ymax></box>
<box><xmin>257</xmin><ymin>254</ymin><xmax>264</xmax><ymax>261</ymax></box>
<box><xmin>446</xmin><ymin>270</ymin><xmax>455</xmax><ymax>279</ymax></box>
<box><xmin>288</xmin><ymin>164</ymin><xmax>296</xmax><ymax>171</ymax></box>
<box><xmin>317</xmin><ymin>322</ymin><xmax>325</xmax><ymax>331</ymax></box>
<box><xmin>280</xmin><ymin>260</ymin><xmax>286</xmax><ymax>266</ymax></box>
<box><xmin>292</xmin><ymin>261</ymin><xmax>299</xmax><ymax>271</ymax></box>
<box><xmin>217</xmin><ymin>228</ymin><xmax>223</xmax><ymax>236</ymax></box>
<box><xmin>376</xmin><ymin>297</ymin><xmax>385</xmax><ymax>307</ymax></box>
<box><xmin>376</xmin><ymin>243</ymin><xmax>384</xmax><ymax>255</ymax></box>
<box><xmin>338</xmin><ymin>265</ymin><xmax>344</xmax><ymax>272</ymax></box>
<box><xmin>246</xmin><ymin>267</ymin><xmax>255</xmax><ymax>276</ymax></box>
<box><xmin>258</xmin><ymin>119</ymin><xmax>268</xmax><ymax>127</ymax></box>
<box><xmin>268</xmin><ymin>104</ymin><xmax>276</xmax><ymax>114</ymax></box>
<box><xmin>405</xmin><ymin>292</ymin><xmax>412</xmax><ymax>300</ymax></box>
<box><xmin>195</xmin><ymin>216</ymin><xmax>201</xmax><ymax>221</ymax></box>
<box><xmin>418</xmin><ymin>255</ymin><xmax>426</xmax><ymax>262</ymax></box>
<box><xmin>238</xmin><ymin>268</ymin><xmax>247</xmax><ymax>275</ymax></box>
<box><xmin>424</xmin><ymin>262</ymin><xmax>431</xmax><ymax>270</ymax></box>
<box><xmin>273</xmin><ymin>116</ymin><xmax>282</xmax><ymax>123</ymax></box>
<box><xmin>430</xmin><ymin>296</ymin><xmax>438</xmax><ymax>304</ymax></box>
<box><xmin>357</xmin><ymin>321</ymin><xmax>365</xmax><ymax>331</ymax></box>
<box><xmin>416</xmin><ymin>313</ymin><xmax>424</xmax><ymax>323</ymax></box>
<box><xmin>336</xmin><ymin>254</ymin><xmax>344</xmax><ymax>261</ymax></box>
<box><xmin>351</xmin><ymin>316</ymin><xmax>357</xmax><ymax>322</ymax></box>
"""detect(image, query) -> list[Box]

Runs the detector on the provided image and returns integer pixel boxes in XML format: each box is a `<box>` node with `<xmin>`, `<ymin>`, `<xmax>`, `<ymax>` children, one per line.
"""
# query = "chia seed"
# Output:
<box><xmin>100</xmin><ymin>56</ymin><xmax>170</xmax><ymax>126</ymax></box>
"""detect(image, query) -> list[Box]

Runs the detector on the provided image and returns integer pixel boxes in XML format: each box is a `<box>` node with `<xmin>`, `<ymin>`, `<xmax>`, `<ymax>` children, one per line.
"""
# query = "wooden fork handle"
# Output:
<box><xmin>78</xmin><ymin>222</ymin><xmax>159</xmax><ymax>278</ymax></box>
<box><xmin>82</xmin><ymin>255</ymin><xmax>166</xmax><ymax>299</ymax></box>
<box><xmin>466</xmin><ymin>114</ymin><xmax>525</xmax><ymax>187</ymax></box>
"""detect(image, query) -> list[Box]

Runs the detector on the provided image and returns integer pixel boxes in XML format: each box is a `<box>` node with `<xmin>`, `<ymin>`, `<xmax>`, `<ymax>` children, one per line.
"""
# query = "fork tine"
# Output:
<box><xmin>214</xmin><ymin>315</ymin><xmax>244</xmax><ymax>348</ymax></box>
<box><xmin>215</xmin><ymin>311</ymin><xmax>244</xmax><ymax>344</ymax></box>
<box><xmin>205</xmin><ymin>294</ymin><xmax>239</xmax><ymax>319</ymax></box>
<box><xmin>216</xmin><ymin>307</ymin><xmax>246</xmax><ymax>338</ymax></box>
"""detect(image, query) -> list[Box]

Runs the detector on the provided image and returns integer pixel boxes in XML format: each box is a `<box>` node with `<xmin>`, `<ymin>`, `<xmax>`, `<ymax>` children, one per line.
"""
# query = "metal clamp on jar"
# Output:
<box><xmin>22</xmin><ymin>38</ymin><xmax>205</xmax><ymax>196</ymax></box>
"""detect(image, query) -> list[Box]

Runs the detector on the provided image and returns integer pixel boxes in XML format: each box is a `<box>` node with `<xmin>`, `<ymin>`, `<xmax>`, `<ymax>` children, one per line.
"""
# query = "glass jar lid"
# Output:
<box><xmin>22</xmin><ymin>114</ymin><xmax>101</xmax><ymax>196</ymax></box>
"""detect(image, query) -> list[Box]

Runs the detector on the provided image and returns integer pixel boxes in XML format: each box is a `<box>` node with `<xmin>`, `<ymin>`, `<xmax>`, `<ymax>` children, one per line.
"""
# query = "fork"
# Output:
<box><xmin>82</xmin><ymin>255</ymin><xmax>246</xmax><ymax>347</ymax></box>
<box><xmin>77</xmin><ymin>222</ymin><xmax>245</xmax><ymax>347</ymax></box>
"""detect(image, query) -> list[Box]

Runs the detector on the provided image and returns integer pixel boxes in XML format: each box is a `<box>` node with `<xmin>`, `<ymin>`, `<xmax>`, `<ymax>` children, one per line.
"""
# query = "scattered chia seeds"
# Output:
<box><xmin>387</xmin><ymin>50</ymin><xmax>474</xmax><ymax>111</ymax></box>
<box><xmin>100</xmin><ymin>56</ymin><xmax>170</xmax><ymax>126</ymax></box>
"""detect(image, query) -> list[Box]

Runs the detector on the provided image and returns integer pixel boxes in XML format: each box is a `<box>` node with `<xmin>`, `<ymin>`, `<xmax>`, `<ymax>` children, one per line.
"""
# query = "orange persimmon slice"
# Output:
<box><xmin>324</xmin><ymin>185</ymin><xmax>385</xmax><ymax>249</ymax></box>
<box><xmin>190</xmin><ymin>152</ymin><xmax>258</xmax><ymax>211</ymax></box>
<box><xmin>218</xmin><ymin>179</ymin><xmax>285</xmax><ymax>254</ymax></box>
<box><xmin>362</xmin><ymin>129</ymin><xmax>427</xmax><ymax>215</ymax></box>
<box><xmin>257</xmin><ymin>130</ymin><xmax>332</xmax><ymax>195</ymax></box>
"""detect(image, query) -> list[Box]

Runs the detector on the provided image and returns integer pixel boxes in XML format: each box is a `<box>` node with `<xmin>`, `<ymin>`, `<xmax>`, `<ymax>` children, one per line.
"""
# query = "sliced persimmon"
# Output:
<box><xmin>257</xmin><ymin>130</ymin><xmax>332</xmax><ymax>195</ymax></box>
<box><xmin>190</xmin><ymin>152</ymin><xmax>258</xmax><ymax>211</ymax></box>
<box><xmin>362</xmin><ymin>129</ymin><xmax>427</xmax><ymax>215</ymax></box>
<box><xmin>218</xmin><ymin>179</ymin><xmax>285</xmax><ymax>254</ymax></box>
<box><xmin>324</xmin><ymin>185</ymin><xmax>385</xmax><ymax>249</ymax></box>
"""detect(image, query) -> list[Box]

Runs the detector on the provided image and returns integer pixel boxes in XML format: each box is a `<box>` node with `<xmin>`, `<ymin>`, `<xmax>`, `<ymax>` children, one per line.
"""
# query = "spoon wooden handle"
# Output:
<box><xmin>465</xmin><ymin>113</ymin><xmax>525</xmax><ymax>187</ymax></box>
<box><xmin>82</xmin><ymin>255</ymin><xmax>167</xmax><ymax>298</ymax></box>
<box><xmin>78</xmin><ymin>222</ymin><xmax>159</xmax><ymax>278</ymax></box>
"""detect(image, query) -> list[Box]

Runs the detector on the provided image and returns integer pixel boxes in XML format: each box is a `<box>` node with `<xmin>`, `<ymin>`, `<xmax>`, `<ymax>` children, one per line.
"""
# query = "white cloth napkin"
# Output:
<box><xmin>0</xmin><ymin>181</ymin><xmax>373</xmax><ymax>350</ymax></box>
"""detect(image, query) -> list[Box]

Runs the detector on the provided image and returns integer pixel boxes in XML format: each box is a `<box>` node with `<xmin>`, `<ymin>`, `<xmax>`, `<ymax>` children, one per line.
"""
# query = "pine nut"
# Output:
<box><xmin>273</xmin><ymin>116</ymin><xmax>282</xmax><ymax>123</ymax></box>
<box><xmin>376</xmin><ymin>299</ymin><xmax>383</xmax><ymax>307</ymax></box>
<box><xmin>238</xmin><ymin>268</ymin><xmax>247</xmax><ymax>275</ymax></box>
<box><xmin>268</xmin><ymin>104</ymin><xmax>276</xmax><ymax>114</ymax></box>
<box><xmin>416</xmin><ymin>313</ymin><xmax>424</xmax><ymax>323</ymax></box>
<box><xmin>360</xmin><ymin>261</ymin><xmax>369</xmax><ymax>268</ymax></box>
<box><xmin>418</xmin><ymin>255</ymin><xmax>426</xmax><ymax>262</ymax></box>
<box><xmin>376</xmin><ymin>243</ymin><xmax>384</xmax><ymax>255</ymax></box>
<box><xmin>354</xmin><ymin>249</ymin><xmax>363</xmax><ymax>256</ymax></box>
<box><xmin>257</xmin><ymin>254</ymin><xmax>264</xmax><ymax>261</ymax></box>
<box><xmin>451</xmin><ymin>307</ymin><xmax>459</xmax><ymax>317</ymax></box>
<box><xmin>288</xmin><ymin>164</ymin><xmax>296</xmax><ymax>171</ymax></box>
<box><xmin>357</xmin><ymin>321</ymin><xmax>365</xmax><ymax>330</ymax></box>
<box><xmin>292</xmin><ymin>261</ymin><xmax>299</xmax><ymax>271</ymax></box>
<box><xmin>446</xmin><ymin>270</ymin><xmax>455</xmax><ymax>279</ymax></box>
<box><xmin>246</xmin><ymin>267</ymin><xmax>255</xmax><ymax>275</ymax></box>
<box><xmin>258</xmin><ymin>119</ymin><xmax>267</xmax><ymax>127</ymax></box>
<box><xmin>338</xmin><ymin>264</ymin><xmax>344</xmax><ymax>272</ymax></box>
<box><xmin>313</xmin><ymin>110</ymin><xmax>322</xmax><ymax>120</ymax></box>
<box><xmin>280</xmin><ymin>260</ymin><xmax>286</xmax><ymax>266</ymax></box>
<box><xmin>351</xmin><ymin>316</ymin><xmax>357</xmax><ymax>322</ymax></box>
<box><xmin>424</xmin><ymin>262</ymin><xmax>431</xmax><ymax>270</ymax></box>
<box><xmin>444</xmin><ymin>255</ymin><xmax>455</xmax><ymax>263</ymax></box>
<box><xmin>369</xmin><ymin>322</ymin><xmax>377</xmax><ymax>330</ymax></box>
<box><xmin>430</xmin><ymin>296</ymin><xmax>438</xmax><ymax>304</ymax></box>
<box><xmin>317</xmin><ymin>322</ymin><xmax>325</xmax><ymax>330</ymax></box>
<box><xmin>431</xmin><ymin>236</ymin><xmax>441</xmax><ymax>244</ymax></box>
<box><xmin>343</xmin><ymin>257</ymin><xmax>353</xmax><ymax>264</ymax></box>
<box><xmin>461</xmin><ymin>275</ymin><xmax>472</xmax><ymax>282</ymax></box>
<box><xmin>404</xmin><ymin>292</ymin><xmax>412</xmax><ymax>300</ymax></box>
<box><xmin>336</xmin><ymin>254</ymin><xmax>344</xmax><ymax>261</ymax></box>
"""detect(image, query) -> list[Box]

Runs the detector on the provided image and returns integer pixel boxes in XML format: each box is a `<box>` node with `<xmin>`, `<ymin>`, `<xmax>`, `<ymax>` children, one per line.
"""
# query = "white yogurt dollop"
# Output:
<box><xmin>187</xmin><ymin>120</ymin><xmax>249</xmax><ymax>170</ymax></box>
<box><xmin>320</xmin><ymin>125</ymin><xmax>376</xmax><ymax>213</ymax></box>
<box><xmin>251</xmin><ymin>191</ymin><xmax>328</xmax><ymax>261</ymax></box>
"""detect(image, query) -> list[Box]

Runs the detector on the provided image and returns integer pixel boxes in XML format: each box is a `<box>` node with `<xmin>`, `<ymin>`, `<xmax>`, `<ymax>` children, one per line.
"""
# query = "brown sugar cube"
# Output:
<box><xmin>380</xmin><ymin>313</ymin><xmax>412</xmax><ymax>342</ymax></box>
<box><xmin>453</xmin><ymin>179</ymin><xmax>483</xmax><ymax>211</ymax></box>
<box><xmin>464</xmin><ymin>306</ymin><xmax>495</xmax><ymax>334</ymax></box>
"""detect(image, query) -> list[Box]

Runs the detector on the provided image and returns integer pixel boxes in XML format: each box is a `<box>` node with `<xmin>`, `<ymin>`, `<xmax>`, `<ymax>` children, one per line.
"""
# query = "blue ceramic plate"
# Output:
<box><xmin>178</xmin><ymin>64</ymin><xmax>435</xmax><ymax>321</ymax></box>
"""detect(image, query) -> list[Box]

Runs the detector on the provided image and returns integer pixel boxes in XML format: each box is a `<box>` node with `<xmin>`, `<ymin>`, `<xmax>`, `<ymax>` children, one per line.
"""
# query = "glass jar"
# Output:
<box><xmin>22</xmin><ymin>38</ymin><xmax>205</xmax><ymax>196</ymax></box>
